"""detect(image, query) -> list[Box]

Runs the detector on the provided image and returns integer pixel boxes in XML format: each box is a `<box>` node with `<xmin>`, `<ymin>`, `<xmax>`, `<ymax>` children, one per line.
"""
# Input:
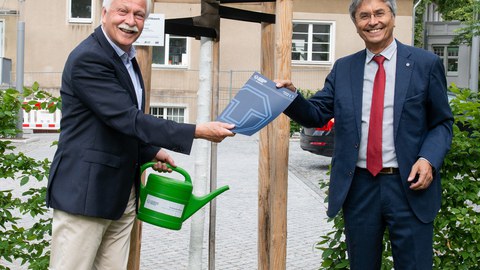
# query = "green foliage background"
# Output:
<box><xmin>0</xmin><ymin>84</ymin><xmax>60</xmax><ymax>270</ymax></box>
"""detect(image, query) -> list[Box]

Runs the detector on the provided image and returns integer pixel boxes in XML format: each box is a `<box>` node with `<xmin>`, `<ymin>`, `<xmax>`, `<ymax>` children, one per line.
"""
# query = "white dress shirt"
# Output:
<box><xmin>356</xmin><ymin>39</ymin><xmax>399</xmax><ymax>169</ymax></box>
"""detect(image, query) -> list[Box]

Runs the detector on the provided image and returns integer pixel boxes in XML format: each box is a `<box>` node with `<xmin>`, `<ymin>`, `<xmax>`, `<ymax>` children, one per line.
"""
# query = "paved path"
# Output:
<box><xmin>2</xmin><ymin>132</ymin><xmax>333</xmax><ymax>270</ymax></box>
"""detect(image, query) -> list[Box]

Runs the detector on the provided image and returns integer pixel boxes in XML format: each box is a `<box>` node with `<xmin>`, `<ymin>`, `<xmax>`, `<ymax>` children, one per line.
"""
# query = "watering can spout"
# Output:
<box><xmin>182</xmin><ymin>185</ymin><xmax>230</xmax><ymax>221</ymax></box>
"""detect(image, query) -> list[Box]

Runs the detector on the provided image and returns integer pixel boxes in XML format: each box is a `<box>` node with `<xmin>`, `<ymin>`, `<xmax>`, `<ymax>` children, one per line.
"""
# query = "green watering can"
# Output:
<box><xmin>137</xmin><ymin>162</ymin><xmax>229</xmax><ymax>230</ymax></box>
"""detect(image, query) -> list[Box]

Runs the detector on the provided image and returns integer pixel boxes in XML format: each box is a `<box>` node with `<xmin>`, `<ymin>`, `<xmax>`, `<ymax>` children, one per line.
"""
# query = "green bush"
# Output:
<box><xmin>434</xmin><ymin>86</ymin><xmax>480</xmax><ymax>269</ymax></box>
<box><xmin>289</xmin><ymin>88</ymin><xmax>316</xmax><ymax>136</ymax></box>
<box><xmin>0</xmin><ymin>83</ymin><xmax>60</xmax><ymax>270</ymax></box>
<box><xmin>316</xmin><ymin>86</ymin><xmax>480</xmax><ymax>269</ymax></box>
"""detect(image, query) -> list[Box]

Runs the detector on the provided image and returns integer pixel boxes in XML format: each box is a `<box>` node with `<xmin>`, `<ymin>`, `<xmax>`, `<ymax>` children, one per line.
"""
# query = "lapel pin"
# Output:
<box><xmin>406</xmin><ymin>63</ymin><xmax>411</xmax><ymax>67</ymax></box>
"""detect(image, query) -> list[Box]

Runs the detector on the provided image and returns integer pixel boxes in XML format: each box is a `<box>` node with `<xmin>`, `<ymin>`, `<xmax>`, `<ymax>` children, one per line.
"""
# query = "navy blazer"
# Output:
<box><xmin>47</xmin><ymin>27</ymin><xmax>196</xmax><ymax>220</ymax></box>
<box><xmin>285</xmin><ymin>41</ymin><xmax>453</xmax><ymax>223</ymax></box>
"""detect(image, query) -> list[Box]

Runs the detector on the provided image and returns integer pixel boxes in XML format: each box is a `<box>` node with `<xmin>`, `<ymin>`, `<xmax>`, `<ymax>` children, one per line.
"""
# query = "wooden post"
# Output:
<box><xmin>127</xmin><ymin>45</ymin><xmax>153</xmax><ymax>270</ymax></box>
<box><xmin>136</xmin><ymin>46</ymin><xmax>153</xmax><ymax>113</ymax></box>
<box><xmin>258</xmin><ymin>1</ymin><xmax>292</xmax><ymax>269</ymax></box>
<box><xmin>258</xmin><ymin>2</ymin><xmax>275</xmax><ymax>270</ymax></box>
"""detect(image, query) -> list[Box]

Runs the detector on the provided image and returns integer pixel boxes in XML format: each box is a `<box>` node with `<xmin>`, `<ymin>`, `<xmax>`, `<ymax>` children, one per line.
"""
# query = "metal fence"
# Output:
<box><xmin>9</xmin><ymin>68</ymin><xmax>331</xmax><ymax>125</ymax></box>
<box><xmin>12</xmin><ymin>67</ymin><xmax>329</xmax><ymax>92</ymax></box>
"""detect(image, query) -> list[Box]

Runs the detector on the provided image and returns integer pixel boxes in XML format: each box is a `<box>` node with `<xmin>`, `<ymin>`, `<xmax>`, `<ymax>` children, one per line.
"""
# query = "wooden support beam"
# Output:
<box><xmin>258</xmin><ymin>0</ymin><xmax>292</xmax><ymax>268</ymax></box>
<box><xmin>166</xmin><ymin>18</ymin><xmax>217</xmax><ymax>38</ymax></box>
<box><xmin>127</xmin><ymin>221</ymin><xmax>142</xmax><ymax>270</ymax></box>
<box><xmin>258</xmin><ymin>3</ymin><xmax>276</xmax><ymax>270</ymax></box>
<box><xmin>270</xmin><ymin>3</ymin><xmax>292</xmax><ymax>268</ymax></box>
<box><xmin>220</xmin><ymin>6</ymin><xmax>275</xmax><ymax>24</ymax></box>
<box><xmin>127</xmin><ymin>46</ymin><xmax>153</xmax><ymax>270</ymax></box>
<box><xmin>137</xmin><ymin>46</ymin><xmax>153</xmax><ymax>113</ymax></box>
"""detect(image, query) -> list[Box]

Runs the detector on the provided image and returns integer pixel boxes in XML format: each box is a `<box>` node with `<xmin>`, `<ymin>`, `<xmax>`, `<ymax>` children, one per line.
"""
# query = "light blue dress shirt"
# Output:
<box><xmin>101</xmin><ymin>27</ymin><xmax>143</xmax><ymax>110</ymax></box>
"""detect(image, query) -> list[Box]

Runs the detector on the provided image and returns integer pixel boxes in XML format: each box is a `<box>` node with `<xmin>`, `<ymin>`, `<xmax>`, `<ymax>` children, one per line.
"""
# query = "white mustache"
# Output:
<box><xmin>118</xmin><ymin>23</ymin><xmax>139</xmax><ymax>33</ymax></box>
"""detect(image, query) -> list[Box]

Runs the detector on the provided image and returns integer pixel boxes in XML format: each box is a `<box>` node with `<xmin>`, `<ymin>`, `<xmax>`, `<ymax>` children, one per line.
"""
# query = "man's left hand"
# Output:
<box><xmin>152</xmin><ymin>149</ymin><xmax>176</xmax><ymax>173</ymax></box>
<box><xmin>408</xmin><ymin>159</ymin><xmax>433</xmax><ymax>190</ymax></box>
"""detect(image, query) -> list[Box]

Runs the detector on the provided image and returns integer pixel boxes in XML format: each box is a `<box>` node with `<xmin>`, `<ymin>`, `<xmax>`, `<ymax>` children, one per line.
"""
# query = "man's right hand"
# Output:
<box><xmin>195</xmin><ymin>122</ymin><xmax>235</xmax><ymax>143</ymax></box>
<box><xmin>274</xmin><ymin>79</ymin><xmax>297</xmax><ymax>93</ymax></box>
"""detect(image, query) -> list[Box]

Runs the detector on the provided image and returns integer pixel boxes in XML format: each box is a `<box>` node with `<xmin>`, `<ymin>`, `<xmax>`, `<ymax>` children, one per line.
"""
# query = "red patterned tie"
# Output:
<box><xmin>367</xmin><ymin>55</ymin><xmax>386</xmax><ymax>176</ymax></box>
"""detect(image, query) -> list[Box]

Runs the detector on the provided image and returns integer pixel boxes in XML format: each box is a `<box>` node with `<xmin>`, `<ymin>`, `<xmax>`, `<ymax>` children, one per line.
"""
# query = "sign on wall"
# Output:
<box><xmin>134</xmin><ymin>13</ymin><xmax>165</xmax><ymax>46</ymax></box>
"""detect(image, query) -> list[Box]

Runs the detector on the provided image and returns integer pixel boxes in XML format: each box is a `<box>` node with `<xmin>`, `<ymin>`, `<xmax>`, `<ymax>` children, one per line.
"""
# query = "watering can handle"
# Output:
<box><xmin>140</xmin><ymin>162</ymin><xmax>191</xmax><ymax>183</ymax></box>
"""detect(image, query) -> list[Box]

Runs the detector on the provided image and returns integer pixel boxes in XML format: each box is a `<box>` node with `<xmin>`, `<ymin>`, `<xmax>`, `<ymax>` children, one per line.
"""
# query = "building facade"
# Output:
<box><xmin>423</xmin><ymin>3</ymin><xmax>472</xmax><ymax>89</ymax></box>
<box><xmin>1</xmin><ymin>0</ymin><xmax>414</xmax><ymax>126</ymax></box>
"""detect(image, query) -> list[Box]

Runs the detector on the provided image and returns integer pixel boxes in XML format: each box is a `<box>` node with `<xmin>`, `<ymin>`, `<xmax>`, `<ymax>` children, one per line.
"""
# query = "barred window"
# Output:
<box><xmin>150</xmin><ymin>106</ymin><xmax>186</xmax><ymax>123</ymax></box>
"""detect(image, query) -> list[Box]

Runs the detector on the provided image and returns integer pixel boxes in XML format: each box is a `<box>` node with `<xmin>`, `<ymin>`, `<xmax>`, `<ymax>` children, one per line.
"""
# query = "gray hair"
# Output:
<box><xmin>103</xmin><ymin>0</ymin><xmax>152</xmax><ymax>18</ymax></box>
<box><xmin>349</xmin><ymin>0</ymin><xmax>397</xmax><ymax>21</ymax></box>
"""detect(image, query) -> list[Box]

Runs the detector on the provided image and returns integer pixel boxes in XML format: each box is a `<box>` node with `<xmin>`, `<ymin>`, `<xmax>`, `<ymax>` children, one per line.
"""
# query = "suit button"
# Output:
<box><xmin>348</xmin><ymin>171</ymin><xmax>353</xmax><ymax>176</ymax></box>
<box><xmin>354</xmin><ymin>143</ymin><xmax>359</xmax><ymax>149</ymax></box>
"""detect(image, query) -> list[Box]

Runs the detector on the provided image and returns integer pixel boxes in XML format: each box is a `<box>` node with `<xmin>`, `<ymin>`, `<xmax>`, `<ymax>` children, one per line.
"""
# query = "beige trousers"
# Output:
<box><xmin>49</xmin><ymin>188</ymin><xmax>136</xmax><ymax>270</ymax></box>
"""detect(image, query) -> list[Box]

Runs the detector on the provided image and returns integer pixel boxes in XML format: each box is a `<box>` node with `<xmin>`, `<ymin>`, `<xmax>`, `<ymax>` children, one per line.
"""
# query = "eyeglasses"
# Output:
<box><xmin>356</xmin><ymin>10</ymin><xmax>391</xmax><ymax>22</ymax></box>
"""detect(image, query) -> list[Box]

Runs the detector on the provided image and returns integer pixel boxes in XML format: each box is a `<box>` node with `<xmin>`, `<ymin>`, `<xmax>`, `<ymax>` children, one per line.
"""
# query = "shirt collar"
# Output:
<box><xmin>101</xmin><ymin>26</ymin><xmax>136</xmax><ymax>63</ymax></box>
<box><xmin>366</xmin><ymin>39</ymin><xmax>397</xmax><ymax>63</ymax></box>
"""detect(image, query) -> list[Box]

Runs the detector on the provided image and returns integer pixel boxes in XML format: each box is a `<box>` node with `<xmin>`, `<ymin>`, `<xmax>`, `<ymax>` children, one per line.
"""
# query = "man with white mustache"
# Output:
<box><xmin>276</xmin><ymin>0</ymin><xmax>453</xmax><ymax>269</ymax></box>
<box><xmin>47</xmin><ymin>0</ymin><xmax>235</xmax><ymax>269</ymax></box>
<box><xmin>118</xmin><ymin>23</ymin><xmax>139</xmax><ymax>34</ymax></box>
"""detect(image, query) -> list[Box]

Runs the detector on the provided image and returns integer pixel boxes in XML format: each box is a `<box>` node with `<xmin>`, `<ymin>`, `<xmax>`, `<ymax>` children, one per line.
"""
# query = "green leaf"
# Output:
<box><xmin>20</xmin><ymin>176</ymin><xmax>30</xmax><ymax>186</ymax></box>
<box><xmin>322</xmin><ymin>259</ymin><xmax>333</xmax><ymax>267</ymax></box>
<box><xmin>32</xmin><ymin>81</ymin><xmax>40</xmax><ymax>91</ymax></box>
<box><xmin>335</xmin><ymin>260</ymin><xmax>349</xmax><ymax>269</ymax></box>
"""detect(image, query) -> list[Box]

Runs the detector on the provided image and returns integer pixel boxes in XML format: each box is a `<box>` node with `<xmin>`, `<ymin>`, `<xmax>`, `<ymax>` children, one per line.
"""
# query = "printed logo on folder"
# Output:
<box><xmin>217</xmin><ymin>72</ymin><xmax>298</xmax><ymax>136</ymax></box>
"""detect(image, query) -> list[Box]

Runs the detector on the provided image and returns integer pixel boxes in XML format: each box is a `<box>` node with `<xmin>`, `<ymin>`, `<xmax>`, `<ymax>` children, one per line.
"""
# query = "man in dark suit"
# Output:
<box><xmin>47</xmin><ymin>0</ymin><xmax>234</xmax><ymax>269</ymax></box>
<box><xmin>276</xmin><ymin>0</ymin><xmax>453</xmax><ymax>269</ymax></box>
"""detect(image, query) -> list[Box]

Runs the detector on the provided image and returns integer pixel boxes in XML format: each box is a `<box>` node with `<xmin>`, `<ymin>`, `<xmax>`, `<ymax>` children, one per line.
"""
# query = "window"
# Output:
<box><xmin>69</xmin><ymin>0</ymin><xmax>93</xmax><ymax>23</ymax></box>
<box><xmin>152</xmin><ymin>35</ymin><xmax>189</xmax><ymax>67</ymax></box>
<box><xmin>292</xmin><ymin>21</ymin><xmax>334</xmax><ymax>64</ymax></box>
<box><xmin>433</xmin><ymin>45</ymin><xmax>459</xmax><ymax>75</ymax></box>
<box><xmin>150</xmin><ymin>106</ymin><xmax>186</xmax><ymax>123</ymax></box>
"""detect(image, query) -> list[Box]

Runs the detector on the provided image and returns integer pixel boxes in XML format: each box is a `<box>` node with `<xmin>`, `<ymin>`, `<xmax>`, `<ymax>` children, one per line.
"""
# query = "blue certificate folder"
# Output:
<box><xmin>217</xmin><ymin>72</ymin><xmax>298</xmax><ymax>136</ymax></box>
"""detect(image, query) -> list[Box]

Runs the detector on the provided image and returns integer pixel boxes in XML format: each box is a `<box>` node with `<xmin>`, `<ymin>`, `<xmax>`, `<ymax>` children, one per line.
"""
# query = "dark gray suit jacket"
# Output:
<box><xmin>47</xmin><ymin>26</ymin><xmax>196</xmax><ymax>220</ymax></box>
<box><xmin>285</xmin><ymin>41</ymin><xmax>453</xmax><ymax>223</ymax></box>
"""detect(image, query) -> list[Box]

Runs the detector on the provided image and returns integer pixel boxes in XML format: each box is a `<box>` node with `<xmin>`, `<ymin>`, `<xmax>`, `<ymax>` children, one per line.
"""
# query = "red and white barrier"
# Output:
<box><xmin>22</xmin><ymin>101</ymin><xmax>61</xmax><ymax>131</ymax></box>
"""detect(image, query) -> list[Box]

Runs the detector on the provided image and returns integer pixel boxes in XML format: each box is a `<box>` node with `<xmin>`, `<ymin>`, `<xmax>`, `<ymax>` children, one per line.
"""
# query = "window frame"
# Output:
<box><xmin>291</xmin><ymin>20</ymin><xmax>336</xmax><ymax>65</ymax></box>
<box><xmin>149</xmin><ymin>105</ymin><xmax>188</xmax><ymax>123</ymax></box>
<box><xmin>151</xmin><ymin>34</ymin><xmax>190</xmax><ymax>69</ymax></box>
<box><xmin>68</xmin><ymin>0</ymin><xmax>93</xmax><ymax>24</ymax></box>
<box><xmin>432</xmin><ymin>45</ymin><xmax>459</xmax><ymax>76</ymax></box>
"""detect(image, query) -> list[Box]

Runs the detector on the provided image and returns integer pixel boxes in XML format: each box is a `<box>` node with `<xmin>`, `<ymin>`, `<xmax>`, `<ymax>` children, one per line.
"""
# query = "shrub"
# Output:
<box><xmin>434</xmin><ymin>86</ymin><xmax>480</xmax><ymax>269</ymax></box>
<box><xmin>0</xmin><ymin>83</ymin><xmax>60</xmax><ymax>270</ymax></box>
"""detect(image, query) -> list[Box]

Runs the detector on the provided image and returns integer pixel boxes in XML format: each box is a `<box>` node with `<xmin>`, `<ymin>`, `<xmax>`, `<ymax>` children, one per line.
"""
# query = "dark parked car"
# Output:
<box><xmin>299</xmin><ymin>118</ymin><xmax>335</xmax><ymax>157</ymax></box>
